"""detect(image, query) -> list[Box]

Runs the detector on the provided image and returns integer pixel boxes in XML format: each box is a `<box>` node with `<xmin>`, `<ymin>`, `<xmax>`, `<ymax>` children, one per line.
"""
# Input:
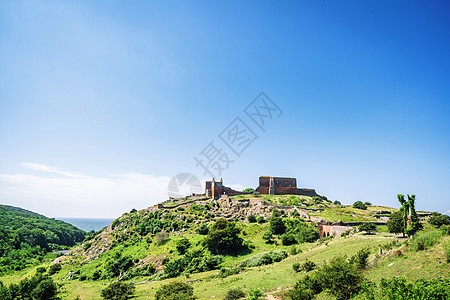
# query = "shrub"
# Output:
<box><xmin>175</xmin><ymin>237</ymin><xmax>191</xmax><ymax>254</ymax></box>
<box><xmin>31</xmin><ymin>278</ymin><xmax>58</xmax><ymax>300</ymax></box>
<box><xmin>48</xmin><ymin>264</ymin><xmax>61</xmax><ymax>275</ymax></box>
<box><xmin>91</xmin><ymin>269</ymin><xmax>101</xmax><ymax>280</ymax></box>
<box><xmin>36</xmin><ymin>267</ymin><xmax>46</xmax><ymax>274</ymax></box>
<box><xmin>410</xmin><ymin>229</ymin><xmax>442</xmax><ymax>251</ymax></box>
<box><xmin>349</xmin><ymin>248</ymin><xmax>370</xmax><ymax>269</ymax></box>
<box><xmin>101</xmin><ymin>282</ymin><xmax>135</xmax><ymax>300</ymax></box>
<box><xmin>387</xmin><ymin>211</ymin><xmax>404</xmax><ymax>235</ymax></box>
<box><xmin>155</xmin><ymin>231</ymin><xmax>169</xmax><ymax>245</ymax></box>
<box><xmin>104</xmin><ymin>252</ymin><xmax>134</xmax><ymax>278</ymax></box>
<box><xmin>248</xmin><ymin>215</ymin><xmax>257</xmax><ymax>223</ymax></box>
<box><xmin>318</xmin><ymin>255</ymin><xmax>364</xmax><ymax>300</ymax></box>
<box><xmin>270</xmin><ymin>216</ymin><xmax>286</xmax><ymax>235</ymax></box>
<box><xmin>256</xmin><ymin>216</ymin><xmax>265</xmax><ymax>223</ymax></box>
<box><xmin>353</xmin><ymin>201</ymin><xmax>367</xmax><ymax>210</ymax></box>
<box><xmin>300</xmin><ymin>259</ymin><xmax>316</xmax><ymax>272</ymax></box>
<box><xmin>262</xmin><ymin>230</ymin><xmax>273</xmax><ymax>244</ymax></box>
<box><xmin>359</xmin><ymin>223</ymin><xmax>377</xmax><ymax>234</ymax></box>
<box><xmin>155</xmin><ymin>282</ymin><xmax>194</xmax><ymax>300</ymax></box>
<box><xmin>429</xmin><ymin>213</ymin><xmax>450</xmax><ymax>228</ymax></box>
<box><xmin>224</xmin><ymin>288</ymin><xmax>246</xmax><ymax>300</ymax></box>
<box><xmin>364</xmin><ymin>202</ymin><xmax>372</xmax><ymax>206</ymax></box>
<box><xmin>240</xmin><ymin>250</ymin><xmax>287</xmax><ymax>267</ymax></box>
<box><xmin>290</xmin><ymin>245</ymin><xmax>301</xmax><ymax>255</ymax></box>
<box><xmin>205</xmin><ymin>219</ymin><xmax>244</xmax><ymax>254</ymax></box>
<box><xmin>358</xmin><ymin>277</ymin><xmax>450</xmax><ymax>300</ymax></box>
<box><xmin>292</xmin><ymin>262</ymin><xmax>301</xmax><ymax>272</ymax></box>
<box><xmin>218</xmin><ymin>267</ymin><xmax>241</xmax><ymax>278</ymax></box>
<box><xmin>248</xmin><ymin>288</ymin><xmax>264</xmax><ymax>300</ymax></box>
<box><xmin>287</xmin><ymin>274</ymin><xmax>322</xmax><ymax>300</ymax></box>
<box><xmin>334</xmin><ymin>200</ymin><xmax>342</xmax><ymax>205</ymax></box>
<box><xmin>281</xmin><ymin>233</ymin><xmax>296</xmax><ymax>245</ymax></box>
<box><xmin>196</xmin><ymin>224</ymin><xmax>209</xmax><ymax>235</ymax></box>
<box><xmin>440</xmin><ymin>224</ymin><xmax>450</xmax><ymax>235</ymax></box>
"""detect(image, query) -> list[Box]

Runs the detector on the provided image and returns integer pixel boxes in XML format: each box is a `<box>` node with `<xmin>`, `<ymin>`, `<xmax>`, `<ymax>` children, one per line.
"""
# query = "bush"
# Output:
<box><xmin>358</xmin><ymin>276</ymin><xmax>450</xmax><ymax>300</ymax></box>
<box><xmin>240</xmin><ymin>250</ymin><xmax>287</xmax><ymax>267</ymax></box>
<box><xmin>248</xmin><ymin>288</ymin><xmax>264</xmax><ymax>300</ymax></box>
<box><xmin>31</xmin><ymin>278</ymin><xmax>58</xmax><ymax>300</ymax></box>
<box><xmin>104</xmin><ymin>252</ymin><xmax>134</xmax><ymax>278</ymax></box>
<box><xmin>387</xmin><ymin>211</ymin><xmax>404</xmax><ymax>235</ymax></box>
<box><xmin>36</xmin><ymin>267</ymin><xmax>46</xmax><ymax>274</ymax></box>
<box><xmin>196</xmin><ymin>224</ymin><xmax>209</xmax><ymax>235</ymax></box>
<box><xmin>101</xmin><ymin>282</ymin><xmax>135</xmax><ymax>300</ymax></box>
<box><xmin>248</xmin><ymin>215</ymin><xmax>257</xmax><ymax>223</ymax></box>
<box><xmin>410</xmin><ymin>229</ymin><xmax>443</xmax><ymax>251</ymax></box>
<box><xmin>224</xmin><ymin>288</ymin><xmax>246</xmax><ymax>300</ymax></box>
<box><xmin>353</xmin><ymin>201</ymin><xmax>367</xmax><ymax>210</ymax></box>
<box><xmin>155</xmin><ymin>231</ymin><xmax>169</xmax><ymax>245</ymax></box>
<box><xmin>262</xmin><ymin>230</ymin><xmax>273</xmax><ymax>244</ymax></box>
<box><xmin>155</xmin><ymin>282</ymin><xmax>194</xmax><ymax>300</ymax></box>
<box><xmin>48</xmin><ymin>264</ymin><xmax>61</xmax><ymax>275</ymax></box>
<box><xmin>300</xmin><ymin>259</ymin><xmax>316</xmax><ymax>272</ymax></box>
<box><xmin>349</xmin><ymin>248</ymin><xmax>370</xmax><ymax>269</ymax></box>
<box><xmin>334</xmin><ymin>200</ymin><xmax>342</xmax><ymax>205</ymax></box>
<box><xmin>359</xmin><ymin>223</ymin><xmax>377</xmax><ymax>234</ymax></box>
<box><xmin>256</xmin><ymin>216</ymin><xmax>265</xmax><ymax>224</ymax></box>
<box><xmin>270</xmin><ymin>216</ymin><xmax>286</xmax><ymax>235</ymax></box>
<box><xmin>292</xmin><ymin>262</ymin><xmax>301</xmax><ymax>272</ymax></box>
<box><xmin>175</xmin><ymin>237</ymin><xmax>191</xmax><ymax>254</ymax></box>
<box><xmin>287</xmin><ymin>274</ymin><xmax>322</xmax><ymax>300</ymax></box>
<box><xmin>281</xmin><ymin>233</ymin><xmax>296</xmax><ymax>245</ymax></box>
<box><xmin>429</xmin><ymin>213</ymin><xmax>450</xmax><ymax>228</ymax></box>
<box><xmin>205</xmin><ymin>219</ymin><xmax>244</xmax><ymax>254</ymax></box>
<box><xmin>218</xmin><ymin>267</ymin><xmax>241</xmax><ymax>278</ymax></box>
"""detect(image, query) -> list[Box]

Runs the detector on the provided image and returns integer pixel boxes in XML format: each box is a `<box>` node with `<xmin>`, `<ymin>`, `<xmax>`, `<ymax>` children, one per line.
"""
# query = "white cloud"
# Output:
<box><xmin>0</xmin><ymin>163</ymin><xmax>171</xmax><ymax>218</ymax></box>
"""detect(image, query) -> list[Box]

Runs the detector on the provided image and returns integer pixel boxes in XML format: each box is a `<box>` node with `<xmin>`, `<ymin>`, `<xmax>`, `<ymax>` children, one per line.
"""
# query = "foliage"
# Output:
<box><xmin>364</xmin><ymin>202</ymin><xmax>372</xmax><ymax>206</ymax></box>
<box><xmin>397</xmin><ymin>194</ymin><xmax>420</xmax><ymax>237</ymax></box>
<box><xmin>243</xmin><ymin>188</ymin><xmax>254</xmax><ymax>193</ymax></box>
<box><xmin>349</xmin><ymin>248</ymin><xmax>370</xmax><ymax>269</ymax></box>
<box><xmin>224</xmin><ymin>288</ymin><xmax>246</xmax><ymax>300</ymax></box>
<box><xmin>104</xmin><ymin>252</ymin><xmax>134</xmax><ymax>278</ymax></box>
<box><xmin>387</xmin><ymin>211</ymin><xmax>404</xmax><ymax>235</ymax></box>
<box><xmin>429</xmin><ymin>213</ymin><xmax>450</xmax><ymax>228</ymax></box>
<box><xmin>358</xmin><ymin>277</ymin><xmax>450</xmax><ymax>300</ymax></box>
<box><xmin>410</xmin><ymin>229</ymin><xmax>443</xmax><ymax>251</ymax></box>
<box><xmin>48</xmin><ymin>263</ymin><xmax>62</xmax><ymax>275</ymax></box>
<box><xmin>239</xmin><ymin>250</ymin><xmax>287</xmax><ymax>267</ymax></box>
<box><xmin>101</xmin><ymin>282</ymin><xmax>135</xmax><ymax>300</ymax></box>
<box><xmin>262</xmin><ymin>231</ymin><xmax>274</xmax><ymax>244</ymax></box>
<box><xmin>334</xmin><ymin>200</ymin><xmax>342</xmax><ymax>205</ymax></box>
<box><xmin>287</xmin><ymin>274</ymin><xmax>322</xmax><ymax>300</ymax></box>
<box><xmin>0</xmin><ymin>274</ymin><xmax>59</xmax><ymax>300</ymax></box>
<box><xmin>218</xmin><ymin>267</ymin><xmax>242</xmax><ymax>278</ymax></box>
<box><xmin>155</xmin><ymin>281</ymin><xmax>194</xmax><ymax>300</ymax></box>
<box><xmin>205</xmin><ymin>218</ymin><xmax>244</xmax><ymax>254</ymax></box>
<box><xmin>175</xmin><ymin>237</ymin><xmax>191</xmax><ymax>254</ymax></box>
<box><xmin>163</xmin><ymin>249</ymin><xmax>222</xmax><ymax>278</ymax></box>
<box><xmin>0</xmin><ymin>204</ymin><xmax>85</xmax><ymax>273</ymax></box>
<box><xmin>256</xmin><ymin>216</ymin><xmax>265</xmax><ymax>224</ymax></box>
<box><xmin>247</xmin><ymin>215</ymin><xmax>257</xmax><ymax>223</ymax></box>
<box><xmin>359</xmin><ymin>223</ymin><xmax>377</xmax><ymax>234</ymax></box>
<box><xmin>292</xmin><ymin>262</ymin><xmax>301</xmax><ymax>272</ymax></box>
<box><xmin>269</xmin><ymin>216</ymin><xmax>286</xmax><ymax>235</ymax></box>
<box><xmin>353</xmin><ymin>201</ymin><xmax>367</xmax><ymax>210</ymax></box>
<box><xmin>196</xmin><ymin>223</ymin><xmax>209</xmax><ymax>235</ymax></box>
<box><xmin>155</xmin><ymin>231</ymin><xmax>169</xmax><ymax>245</ymax></box>
<box><xmin>248</xmin><ymin>288</ymin><xmax>264</xmax><ymax>300</ymax></box>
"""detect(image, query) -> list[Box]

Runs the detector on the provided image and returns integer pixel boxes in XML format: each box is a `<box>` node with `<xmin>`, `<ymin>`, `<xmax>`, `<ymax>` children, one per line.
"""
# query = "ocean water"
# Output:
<box><xmin>58</xmin><ymin>218</ymin><xmax>114</xmax><ymax>232</ymax></box>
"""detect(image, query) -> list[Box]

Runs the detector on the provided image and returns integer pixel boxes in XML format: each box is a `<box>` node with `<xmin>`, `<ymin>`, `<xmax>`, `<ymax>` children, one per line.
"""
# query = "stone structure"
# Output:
<box><xmin>205</xmin><ymin>178</ymin><xmax>242</xmax><ymax>199</ymax></box>
<box><xmin>317</xmin><ymin>221</ymin><xmax>354</xmax><ymax>237</ymax></box>
<box><xmin>256</xmin><ymin>176</ymin><xmax>326</xmax><ymax>199</ymax></box>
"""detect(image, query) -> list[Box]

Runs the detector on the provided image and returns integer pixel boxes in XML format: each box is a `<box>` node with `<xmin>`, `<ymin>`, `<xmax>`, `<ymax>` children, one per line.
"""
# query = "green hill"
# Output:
<box><xmin>0</xmin><ymin>204</ymin><xmax>86</xmax><ymax>273</ymax></box>
<box><xmin>0</xmin><ymin>195</ymin><xmax>448</xmax><ymax>299</ymax></box>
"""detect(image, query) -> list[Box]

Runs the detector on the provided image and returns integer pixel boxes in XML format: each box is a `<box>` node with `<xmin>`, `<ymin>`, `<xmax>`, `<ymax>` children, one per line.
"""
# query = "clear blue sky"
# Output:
<box><xmin>0</xmin><ymin>0</ymin><xmax>449</xmax><ymax>218</ymax></box>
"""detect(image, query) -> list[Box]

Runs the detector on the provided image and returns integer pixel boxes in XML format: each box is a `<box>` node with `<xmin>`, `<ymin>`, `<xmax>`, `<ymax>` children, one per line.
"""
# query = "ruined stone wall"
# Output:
<box><xmin>318</xmin><ymin>224</ymin><xmax>354</xmax><ymax>237</ymax></box>
<box><xmin>257</xmin><ymin>176</ymin><xmax>298</xmax><ymax>195</ymax></box>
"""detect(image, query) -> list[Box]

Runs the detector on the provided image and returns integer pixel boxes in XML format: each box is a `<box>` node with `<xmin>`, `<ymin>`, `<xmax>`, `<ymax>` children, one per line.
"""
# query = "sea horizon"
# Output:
<box><xmin>57</xmin><ymin>217</ymin><xmax>114</xmax><ymax>232</ymax></box>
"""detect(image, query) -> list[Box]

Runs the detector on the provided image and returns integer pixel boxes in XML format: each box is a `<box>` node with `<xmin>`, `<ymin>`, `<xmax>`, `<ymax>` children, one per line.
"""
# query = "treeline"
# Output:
<box><xmin>0</xmin><ymin>204</ymin><xmax>85</xmax><ymax>273</ymax></box>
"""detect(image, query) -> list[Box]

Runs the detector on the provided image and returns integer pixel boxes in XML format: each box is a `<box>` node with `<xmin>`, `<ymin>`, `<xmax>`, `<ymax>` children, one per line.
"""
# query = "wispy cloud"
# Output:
<box><xmin>0</xmin><ymin>163</ymin><xmax>170</xmax><ymax>218</ymax></box>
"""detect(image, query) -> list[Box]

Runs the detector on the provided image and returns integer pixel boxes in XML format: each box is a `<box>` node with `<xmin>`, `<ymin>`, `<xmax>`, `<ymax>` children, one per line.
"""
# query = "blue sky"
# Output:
<box><xmin>0</xmin><ymin>0</ymin><xmax>449</xmax><ymax>218</ymax></box>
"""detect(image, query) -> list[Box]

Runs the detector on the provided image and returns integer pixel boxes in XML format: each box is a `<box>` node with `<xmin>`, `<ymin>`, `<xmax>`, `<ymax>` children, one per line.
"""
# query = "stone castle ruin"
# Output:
<box><xmin>205</xmin><ymin>176</ymin><xmax>326</xmax><ymax>200</ymax></box>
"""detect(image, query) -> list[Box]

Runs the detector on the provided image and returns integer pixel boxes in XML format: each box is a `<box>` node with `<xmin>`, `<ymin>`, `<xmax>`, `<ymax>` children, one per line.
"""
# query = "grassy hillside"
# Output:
<box><xmin>0</xmin><ymin>196</ymin><xmax>448</xmax><ymax>299</ymax></box>
<box><xmin>0</xmin><ymin>204</ymin><xmax>86</xmax><ymax>274</ymax></box>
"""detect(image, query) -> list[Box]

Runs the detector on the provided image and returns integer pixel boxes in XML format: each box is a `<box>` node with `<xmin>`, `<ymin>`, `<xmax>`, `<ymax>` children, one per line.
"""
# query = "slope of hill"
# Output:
<box><xmin>0</xmin><ymin>204</ymin><xmax>86</xmax><ymax>273</ymax></box>
<box><xmin>1</xmin><ymin>195</ymin><xmax>448</xmax><ymax>299</ymax></box>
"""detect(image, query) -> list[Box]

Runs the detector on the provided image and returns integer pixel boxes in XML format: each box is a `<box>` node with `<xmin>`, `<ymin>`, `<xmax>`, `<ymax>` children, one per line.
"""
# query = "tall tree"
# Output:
<box><xmin>397</xmin><ymin>194</ymin><xmax>420</xmax><ymax>238</ymax></box>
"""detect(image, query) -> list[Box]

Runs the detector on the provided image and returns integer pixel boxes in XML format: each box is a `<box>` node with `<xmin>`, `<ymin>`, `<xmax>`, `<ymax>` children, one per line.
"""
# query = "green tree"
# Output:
<box><xmin>31</xmin><ymin>278</ymin><xmax>58</xmax><ymax>300</ymax></box>
<box><xmin>175</xmin><ymin>237</ymin><xmax>191</xmax><ymax>254</ymax></box>
<box><xmin>359</xmin><ymin>223</ymin><xmax>377</xmax><ymax>234</ymax></box>
<box><xmin>334</xmin><ymin>200</ymin><xmax>342</xmax><ymax>205</ymax></box>
<box><xmin>270</xmin><ymin>216</ymin><xmax>286</xmax><ymax>235</ymax></box>
<box><xmin>205</xmin><ymin>218</ymin><xmax>243</xmax><ymax>254</ymax></box>
<box><xmin>242</xmin><ymin>188</ymin><xmax>254</xmax><ymax>193</ymax></box>
<box><xmin>155</xmin><ymin>282</ymin><xmax>194</xmax><ymax>300</ymax></box>
<box><xmin>398</xmin><ymin>194</ymin><xmax>420</xmax><ymax>237</ymax></box>
<box><xmin>319</xmin><ymin>255</ymin><xmax>364</xmax><ymax>300</ymax></box>
<box><xmin>429</xmin><ymin>213</ymin><xmax>450</xmax><ymax>228</ymax></box>
<box><xmin>101</xmin><ymin>282</ymin><xmax>135</xmax><ymax>300</ymax></box>
<box><xmin>247</xmin><ymin>215</ymin><xmax>257</xmax><ymax>223</ymax></box>
<box><xmin>387</xmin><ymin>211</ymin><xmax>404</xmax><ymax>236</ymax></box>
<box><xmin>353</xmin><ymin>201</ymin><xmax>367</xmax><ymax>210</ymax></box>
